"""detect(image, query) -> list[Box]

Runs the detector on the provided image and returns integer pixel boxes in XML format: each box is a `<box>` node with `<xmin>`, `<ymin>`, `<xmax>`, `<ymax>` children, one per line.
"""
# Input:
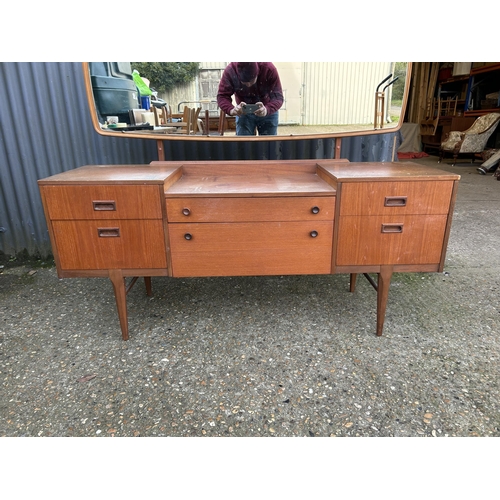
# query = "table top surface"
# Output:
<box><xmin>38</xmin><ymin>161</ymin><xmax>461</xmax><ymax>188</ymax></box>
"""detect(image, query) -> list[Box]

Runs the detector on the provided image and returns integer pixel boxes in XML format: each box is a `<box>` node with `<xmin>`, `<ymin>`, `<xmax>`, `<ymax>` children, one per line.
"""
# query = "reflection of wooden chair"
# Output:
<box><xmin>218</xmin><ymin>108</ymin><xmax>229</xmax><ymax>135</ymax></box>
<box><xmin>439</xmin><ymin>112</ymin><xmax>500</xmax><ymax>165</ymax></box>
<box><xmin>152</xmin><ymin>104</ymin><xmax>171</xmax><ymax>126</ymax></box>
<box><xmin>177</xmin><ymin>106</ymin><xmax>193</xmax><ymax>134</ymax></box>
<box><xmin>217</xmin><ymin>109</ymin><xmax>238</xmax><ymax>135</ymax></box>
<box><xmin>190</xmin><ymin>106</ymin><xmax>203</xmax><ymax>134</ymax></box>
<box><xmin>153</xmin><ymin>105</ymin><xmax>192</xmax><ymax>134</ymax></box>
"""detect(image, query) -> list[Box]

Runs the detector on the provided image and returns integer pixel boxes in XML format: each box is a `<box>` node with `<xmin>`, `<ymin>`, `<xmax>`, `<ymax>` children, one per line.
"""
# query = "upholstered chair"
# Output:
<box><xmin>439</xmin><ymin>112</ymin><xmax>500</xmax><ymax>165</ymax></box>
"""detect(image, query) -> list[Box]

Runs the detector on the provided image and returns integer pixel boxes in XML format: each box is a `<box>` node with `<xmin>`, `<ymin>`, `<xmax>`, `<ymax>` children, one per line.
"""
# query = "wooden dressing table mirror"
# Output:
<box><xmin>38</xmin><ymin>62</ymin><xmax>461</xmax><ymax>340</ymax></box>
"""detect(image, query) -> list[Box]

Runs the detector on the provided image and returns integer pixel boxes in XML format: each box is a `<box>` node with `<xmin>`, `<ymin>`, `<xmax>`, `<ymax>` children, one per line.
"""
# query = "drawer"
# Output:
<box><xmin>42</xmin><ymin>185</ymin><xmax>163</xmax><ymax>220</ymax></box>
<box><xmin>166</xmin><ymin>196</ymin><xmax>335</xmax><ymax>223</ymax></box>
<box><xmin>168</xmin><ymin>221</ymin><xmax>333</xmax><ymax>277</ymax></box>
<box><xmin>339</xmin><ymin>181</ymin><xmax>454</xmax><ymax>216</ymax></box>
<box><xmin>52</xmin><ymin>220</ymin><xmax>167</xmax><ymax>270</ymax></box>
<box><xmin>336</xmin><ymin>215</ymin><xmax>448</xmax><ymax>266</ymax></box>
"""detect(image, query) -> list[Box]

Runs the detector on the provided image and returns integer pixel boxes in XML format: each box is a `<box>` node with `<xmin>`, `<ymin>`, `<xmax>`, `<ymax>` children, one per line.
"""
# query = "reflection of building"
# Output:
<box><xmin>159</xmin><ymin>62</ymin><xmax>398</xmax><ymax>127</ymax></box>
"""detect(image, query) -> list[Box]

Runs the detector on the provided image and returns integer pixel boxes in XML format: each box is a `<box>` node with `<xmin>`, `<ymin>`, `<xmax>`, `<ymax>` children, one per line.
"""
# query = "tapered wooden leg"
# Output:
<box><xmin>109</xmin><ymin>269</ymin><xmax>129</xmax><ymax>341</ymax></box>
<box><xmin>156</xmin><ymin>140</ymin><xmax>165</xmax><ymax>161</ymax></box>
<box><xmin>144</xmin><ymin>277</ymin><xmax>152</xmax><ymax>296</ymax></box>
<box><xmin>349</xmin><ymin>273</ymin><xmax>357</xmax><ymax>292</ymax></box>
<box><xmin>376</xmin><ymin>265</ymin><xmax>394</xmax><ymax>337</ymax></box>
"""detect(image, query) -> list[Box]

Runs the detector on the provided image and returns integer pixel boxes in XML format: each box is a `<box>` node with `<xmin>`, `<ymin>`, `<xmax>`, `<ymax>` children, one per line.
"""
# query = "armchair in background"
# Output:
<box><xmin>439</xmin><ymin>112</ymin><xmax>500</xmax><ymax>166</ymax></box>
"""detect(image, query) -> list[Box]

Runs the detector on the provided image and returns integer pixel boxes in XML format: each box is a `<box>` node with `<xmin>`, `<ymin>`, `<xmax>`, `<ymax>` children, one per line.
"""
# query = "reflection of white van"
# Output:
<box><xmin>89</xmin><ymin>62</ymin><xmax>139</xmax><ymax>124</ymax></box>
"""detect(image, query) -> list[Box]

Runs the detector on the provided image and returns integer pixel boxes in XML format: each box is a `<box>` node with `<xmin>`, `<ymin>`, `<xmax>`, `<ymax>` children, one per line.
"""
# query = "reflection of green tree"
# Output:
<box><xmin>131</xmin><ymin>62</ymin><xmax>199</xmax><ymax>92</ymax></box>
<box><xmin>392</xmin><ymin>62</ymin><xmax>407</xmax><ymax>102</ymax></box>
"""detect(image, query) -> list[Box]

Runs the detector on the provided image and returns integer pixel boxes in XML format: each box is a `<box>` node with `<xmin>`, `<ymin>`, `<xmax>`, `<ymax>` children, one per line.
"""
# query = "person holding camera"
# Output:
<box><xmin>217</xmin><ymin>62</ymin><xmax>284</xmax><ymax>136</ymax></box>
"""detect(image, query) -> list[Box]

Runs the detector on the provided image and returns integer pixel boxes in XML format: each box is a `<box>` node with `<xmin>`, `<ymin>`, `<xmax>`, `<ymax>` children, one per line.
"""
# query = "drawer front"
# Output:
<box><xmin>42</xmin><ymin>185</ymin><xmax>163</xmax><ymax>220</ymax></box>
<box><xmin>168</xmin><ymin>221</ymin><xmax>333</xmax><ymax>277</ymax></box>
<box><xmin>336</xmin><ymin>215</ymin><xmax>448</xmax><ymax>266</ymax></box>
<box><xmin>339</xmin><ymin>181</ymin><xmax>454</xmax><ymax>216</ymax></box>
<box><xmin>166</xmin><ymin>196</ymin><xmax>335</xmax><ymax>222</ymax></box>
<box><xmin>52</xmin><ymin>220</ymin><xmax>167</xmax><ymax>270</ymax></box>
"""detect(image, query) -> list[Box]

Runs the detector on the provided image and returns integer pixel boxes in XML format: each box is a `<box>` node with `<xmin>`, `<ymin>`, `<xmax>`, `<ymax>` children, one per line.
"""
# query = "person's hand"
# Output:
<box><xmin>255</xmin><ymin>102</ymin><xmax>267</xmax><ymax>117</ymax></box>
<box><xmin>230</xmin><ymin>102</ymin><xmax>246</xmax><ymax>116</ymax></box>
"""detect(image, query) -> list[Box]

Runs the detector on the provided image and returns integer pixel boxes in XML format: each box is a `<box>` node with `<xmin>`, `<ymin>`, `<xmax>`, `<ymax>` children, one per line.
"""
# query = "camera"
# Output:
<box><xmin>242</xmin><ymin>104</ymin><xmax>259</xmax><ymax>115</ymax></box>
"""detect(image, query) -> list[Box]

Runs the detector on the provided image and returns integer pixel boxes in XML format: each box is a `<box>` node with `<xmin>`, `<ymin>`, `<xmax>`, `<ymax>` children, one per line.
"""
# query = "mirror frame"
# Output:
<box><xmin>82</xmin><ymin>62</ymin><xmax>412</xmax><ymax>142</ymax></box>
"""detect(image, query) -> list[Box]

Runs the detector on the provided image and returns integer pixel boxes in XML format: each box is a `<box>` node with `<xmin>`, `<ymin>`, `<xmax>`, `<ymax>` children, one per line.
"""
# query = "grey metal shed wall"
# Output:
<box><xmin>0</xmin><ymin>62</ymin><xmax>400</xmax><ymax>259</ymax></box>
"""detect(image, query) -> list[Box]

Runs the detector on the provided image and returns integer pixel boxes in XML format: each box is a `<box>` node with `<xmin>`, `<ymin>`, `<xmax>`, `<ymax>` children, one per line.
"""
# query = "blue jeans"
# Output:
<box><xmin>236</xmin><ymin>111</ymin><xmax>279</xmax><ymax>135</ymax></box>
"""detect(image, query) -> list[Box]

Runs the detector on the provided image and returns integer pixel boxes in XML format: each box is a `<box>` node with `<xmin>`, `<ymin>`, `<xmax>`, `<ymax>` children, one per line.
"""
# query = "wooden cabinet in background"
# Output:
<box><xmin>465</xmin><ymin>63</ymin><xmax>500</xmax><ymax>117</ymax></box>
<box><xmin>422</xmin><ymin>63</ymin><xmax>500</xmax><ymax>152</ymax></box>
<box><xmin>438</xmin><ymin>74</ymin><xmax>470</xmax><ymax>115</ymax></box>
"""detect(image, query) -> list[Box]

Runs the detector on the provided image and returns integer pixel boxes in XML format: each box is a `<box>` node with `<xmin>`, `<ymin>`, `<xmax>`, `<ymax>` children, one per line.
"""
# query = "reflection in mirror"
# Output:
<box><xmin>84</xmin><ymin>62</ymin><xmax>409</xmax><ymax>140</ymax></box>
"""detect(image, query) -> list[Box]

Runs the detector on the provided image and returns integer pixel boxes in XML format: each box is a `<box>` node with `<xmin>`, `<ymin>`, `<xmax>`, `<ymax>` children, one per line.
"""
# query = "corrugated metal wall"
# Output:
<box><xmin>0</xmin><ymin>62</ymin><xmax>400</xmax><ymax>259</ymax></box>
<box><xmin>0</xmin><ymin>62</ymin><xmax>158</xmax><ymax>259</ymax></box>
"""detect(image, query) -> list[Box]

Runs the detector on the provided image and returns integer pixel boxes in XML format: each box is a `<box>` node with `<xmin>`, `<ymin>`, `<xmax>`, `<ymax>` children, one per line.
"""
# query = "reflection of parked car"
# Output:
<box><xmin>89</xmin><ymin>63</ymin><xmax>168</xmax><ymax>125</ymax></box>
<box><xmin>89</xmin><ymin>62</ymin><xmax>139</xmax><ymax>124</ymax></box>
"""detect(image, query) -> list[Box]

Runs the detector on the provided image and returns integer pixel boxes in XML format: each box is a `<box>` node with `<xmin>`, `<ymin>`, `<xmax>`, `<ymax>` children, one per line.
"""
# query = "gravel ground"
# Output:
<box><xmin>1</xmin><ymin>156</ymin><xmax>499</xmax><ymax>442</ymax></box>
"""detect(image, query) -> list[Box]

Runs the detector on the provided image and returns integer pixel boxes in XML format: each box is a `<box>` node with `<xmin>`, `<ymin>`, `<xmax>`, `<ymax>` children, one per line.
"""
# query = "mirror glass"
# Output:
<box><xmin>84</xmin><ymin>62</ymin><xmax>410</xmax><ymax>140</ymax></box>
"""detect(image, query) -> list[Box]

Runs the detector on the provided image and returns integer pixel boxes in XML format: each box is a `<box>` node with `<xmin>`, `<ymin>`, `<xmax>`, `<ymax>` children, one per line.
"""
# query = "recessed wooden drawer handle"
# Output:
<box><xmin>93</xmin><ymin>200</ymin><xmax>116</xmax><ymax>211</ymax></box>
<box><xmin>184</xmin><ymin>233</ymin><xmax>193</xmax><ymax>240</ymax></box>
<box><xmin>381</xmin><ymin>224</ymin><xmax>403</xmax><ymax>233</ymax></box>
<box><xmin>97</xmin><ymin>227</ymin><xmax>120</xmax><ymax>238</ymax></box>
<box><xmin>310</xmin><ymin>230</ymin><xmax>318</xmax><ymax>238</ymax></box>
<box><xmin>384</xmin><ymin>196</ymin><xmax>407</xmax><ymax>207</ymax></box>
<box><xmin>182</xmin><ymin>208</ymin><xmax>191</xmax><ymax>216</ymax></box>
<box><xmin>311</xmin><ymin>206</ymin><xmax>320</xmax><ymax>214</ymax></box>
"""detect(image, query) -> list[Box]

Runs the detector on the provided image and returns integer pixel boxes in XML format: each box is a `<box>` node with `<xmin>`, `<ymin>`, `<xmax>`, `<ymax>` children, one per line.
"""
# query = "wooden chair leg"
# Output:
<box><xmin>218</xmin><ymin>111</ymin><xmax>226</xmax><ymax>136</ymax></box>
<box><xmin>204</xmin><ymin>109</ymin><xmax>209</xmax><ymax>136</ymax></box>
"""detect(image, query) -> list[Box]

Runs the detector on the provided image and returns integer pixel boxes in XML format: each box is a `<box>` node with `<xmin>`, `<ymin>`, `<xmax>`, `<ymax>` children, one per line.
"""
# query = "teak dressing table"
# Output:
<box><xmin>38</xmin><ymin>160</ymin><xmax>460</xmax><ymax>341</ymax></box>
